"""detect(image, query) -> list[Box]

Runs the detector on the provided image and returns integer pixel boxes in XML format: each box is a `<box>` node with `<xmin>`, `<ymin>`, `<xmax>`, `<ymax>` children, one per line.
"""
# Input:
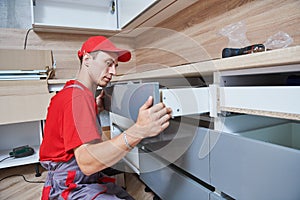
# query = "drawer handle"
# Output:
<box><xmin>110</xmin><ymin>0</ymin><xmax>116</xmax><ymax>14</ymax></box>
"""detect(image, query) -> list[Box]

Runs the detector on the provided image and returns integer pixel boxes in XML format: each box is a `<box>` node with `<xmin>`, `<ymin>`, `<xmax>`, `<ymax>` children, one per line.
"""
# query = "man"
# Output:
<box><xmin>40</xmin><ymin>36</ymin><xmax>172</xmax><ymax>199</ymax></box>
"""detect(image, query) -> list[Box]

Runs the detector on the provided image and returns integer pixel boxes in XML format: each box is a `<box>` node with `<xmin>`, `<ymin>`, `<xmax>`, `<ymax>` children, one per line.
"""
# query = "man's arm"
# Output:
<box><xmin>74</xmin><ymin>96</ymin><xmax>172</xmax><ymax>176</ymax></box>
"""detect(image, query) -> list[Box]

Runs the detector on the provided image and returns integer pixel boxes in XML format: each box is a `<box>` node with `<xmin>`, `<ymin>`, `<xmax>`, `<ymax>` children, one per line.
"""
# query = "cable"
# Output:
<box><xmin>0</xmin><ymin>156</ymin><xmax>12</xmax><ymax>162</ymax></box>
<box><xmin>0</xmin><ymin>174</ymin><xmax>45</xmax><ymax>184</ymax></box>
<box><xmin>24</xmin><ymin>28</ymin><xmax>33</xmax><ymax>49</ymax></box>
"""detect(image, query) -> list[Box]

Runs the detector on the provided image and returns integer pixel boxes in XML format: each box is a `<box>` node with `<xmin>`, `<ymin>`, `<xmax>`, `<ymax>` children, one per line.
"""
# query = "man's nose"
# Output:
<box><xmin>109</xmin><ymin>65</ymin><xmax>116</xmax><ymax>75</ymax></box>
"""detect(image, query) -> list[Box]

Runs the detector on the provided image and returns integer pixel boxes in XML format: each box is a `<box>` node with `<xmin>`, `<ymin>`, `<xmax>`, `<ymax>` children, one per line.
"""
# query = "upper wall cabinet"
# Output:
<box><xmin>32</xmin><ymin>0</ymin><xmax>156</xmax><ymax>31</ymax></box>
<box><xmin>118</xmin><ymin>0</ymin><xmax>157</xmax><ymax>29</ymax></box>
<box><xmin>31</xmin><ymin>0</ymin><xmax>197</xmax><ymax>35</ymax></box>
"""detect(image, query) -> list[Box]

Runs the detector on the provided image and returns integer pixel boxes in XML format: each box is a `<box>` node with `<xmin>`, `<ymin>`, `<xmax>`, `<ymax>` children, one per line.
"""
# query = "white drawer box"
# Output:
<box><xmin>220</xmin><ymin>86</ymin><xmax>300</xmax><ymax>120</ymax></box>
<box><xmin>105</xmin><ymin>82</ymin><xmax>211</xmax><ymax>120</ymax></box>
<box><xmin>161</xmin><ymin>87</ymin><xmax>210</xmax><ymax>117</ymax></box>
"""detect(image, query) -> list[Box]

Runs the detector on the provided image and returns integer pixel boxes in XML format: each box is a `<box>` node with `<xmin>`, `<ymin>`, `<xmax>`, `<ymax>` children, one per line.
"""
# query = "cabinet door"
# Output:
<box><xmin>32</xmin><ymin>0</ymin><xmax>118</xmax><ymax>30</ymax></box>
<box><xmin>118</xmin><ymin>0</ymin><xmax>158</xmax><ymax>28</ymax></box>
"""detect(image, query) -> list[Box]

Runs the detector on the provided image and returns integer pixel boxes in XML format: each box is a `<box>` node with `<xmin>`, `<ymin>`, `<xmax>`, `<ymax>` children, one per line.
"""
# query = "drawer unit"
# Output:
<box><xmin>210</xmin><ymin>121</ymin><xmax>300</xmax><ymax>200</ymax></box>
<box><xmin>139</xmin><ymin>149</ymin><xmax>212</xmax><ymax>200</ymax></box>
<box><xmin>220</xmin><ymin>86</ymin><xmax>300</xmax><ymax>120</ymax></box>
<box><xmin>104</xmin><ymin>82</ymin><xmax>212</xmax><ymax>120</ymax></box>
<box><xmin>217</xmin><ymin>65</ymin><xmax>300</xmax><ymax>121</ymax></box>
<box><xmin>107</xmin><ymin>77</ymin><xmax>300</xmax><ymax>199</ymax></box>
<box><xmin>106</xmin><ymin>81</ymin><xmax>213</xmax><ymax>184</ymax></box>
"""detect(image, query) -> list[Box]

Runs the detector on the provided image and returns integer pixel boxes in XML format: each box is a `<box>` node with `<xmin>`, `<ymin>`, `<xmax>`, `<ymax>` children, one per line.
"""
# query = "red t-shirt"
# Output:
<box><xmin>40</xmin><ymin>80</ymin><xmax>101</xmax><ymax>162</ymax></box>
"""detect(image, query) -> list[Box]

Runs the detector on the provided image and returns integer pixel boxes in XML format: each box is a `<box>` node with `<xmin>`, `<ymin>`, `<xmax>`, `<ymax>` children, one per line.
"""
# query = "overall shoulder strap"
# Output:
<box><xmin>64</xmin><ymin>84</ymin><xmax>84</xmax><ymax>91</ymax></box>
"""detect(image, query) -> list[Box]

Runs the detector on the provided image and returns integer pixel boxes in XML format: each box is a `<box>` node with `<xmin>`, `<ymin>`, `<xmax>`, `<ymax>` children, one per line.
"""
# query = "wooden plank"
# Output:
<box><xmin>0</xmin><ymin>28</ymin><xmax>135</xmax><ymax>78</ymax></box>
<box><xmin>0</xmin><ymin>93</ymin><xmax>55</xmax><ymax>125</ymax></box>
<box><xmin>135</xmin><ymin>0</ymin><xmax>300</xmax><ymax>71</ymax></box>
<box><xmin>1</xmin><ymin>0</ymin><xmax>299</xmax><ymax>78</ymax></box>
<box><xmin>112</xmin><ymin>45</ymin><xmax>300</xmax><ymax>81</ymax></box>
<box><xmin>0</xmin><ymin>49</ymin><xmax>53</xmax><ymax>71</ymax></box>
<box><xmin>0</xmin><ymin>80</ymin><xmax>49</xmax><ymax>96</ymax></box>
<box><xmin>122</xmin><ymin>0</ymin><xmax>198</xmax><ymax>33</ymax></box>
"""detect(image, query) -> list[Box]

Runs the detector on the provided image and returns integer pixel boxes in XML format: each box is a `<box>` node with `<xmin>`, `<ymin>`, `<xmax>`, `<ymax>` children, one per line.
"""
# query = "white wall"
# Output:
<box><xmin>0</xmin><ymin>0</ymin><xmax>31</xmax><ymax>29</ymax></box>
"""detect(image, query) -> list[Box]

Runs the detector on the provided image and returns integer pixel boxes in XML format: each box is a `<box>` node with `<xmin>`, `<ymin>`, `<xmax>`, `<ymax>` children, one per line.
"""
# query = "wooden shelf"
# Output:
<box><xmin>0</xmin><ymin>145</ymin><xmax>40</xmax><ymax>169</ymax></box>
<box><xmin>112</xmin><ymin>46</ymin><xmax>300</xmax><ymax>82</ymax></box>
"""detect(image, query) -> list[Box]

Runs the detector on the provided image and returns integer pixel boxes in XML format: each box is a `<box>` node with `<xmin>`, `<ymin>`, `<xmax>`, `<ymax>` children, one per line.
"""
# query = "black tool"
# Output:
<box><xmin>222</xmin><ymin>44</ymin><xmax>265</xmax><ymax>58</ymax></box>
<box><xmin>9</xmin><ymin>145</ymin><xmax>34</xmax><ymax>158</ymax></box>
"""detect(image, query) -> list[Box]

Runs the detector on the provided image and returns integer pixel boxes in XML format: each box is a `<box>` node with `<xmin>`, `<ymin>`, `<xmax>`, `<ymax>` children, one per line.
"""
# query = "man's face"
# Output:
<box><xmin>86</xmin><ymin>51</ymin><xmax>118</xmax><ymax>87</ymax></box>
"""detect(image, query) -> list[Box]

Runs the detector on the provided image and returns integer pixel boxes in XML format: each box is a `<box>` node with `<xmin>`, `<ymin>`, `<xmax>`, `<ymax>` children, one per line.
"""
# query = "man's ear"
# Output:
<box><xmin>83</xmin><ymin>53</ymin><xmax>92</xmax><ymax>67</ymax></box>
<box><xmin>83</xmin><ymin>53</ymin><xmax>92</xmax><ymax>60</ymax></box>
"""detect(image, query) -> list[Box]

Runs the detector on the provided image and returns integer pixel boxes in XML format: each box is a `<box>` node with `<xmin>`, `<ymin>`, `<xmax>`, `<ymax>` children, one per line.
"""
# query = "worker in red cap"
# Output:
<box><xmin>39</xmin><ymin>36</ymin><xmax>172</xmax><ymax>199</ymax></box>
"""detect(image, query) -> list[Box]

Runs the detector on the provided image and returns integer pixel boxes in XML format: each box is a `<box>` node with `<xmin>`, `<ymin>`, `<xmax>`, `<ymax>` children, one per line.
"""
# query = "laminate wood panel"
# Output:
<box><xmin>0</xmin><ymin>29</ymin><xmax>136</xmax><ymax>78</ymax></box>
<box><xmin>134</xmin><ymin>0</ymin><xmax>300</xmax><ymax>72</ymax></box>
<box><xmin>113</xmin><ymin>45</ymin><xmax>300</xmax><ymax>81</ymax></box>
<box><xmin>0</xmin><ymin>0</ymin><xmax>299</xmax><ymax>78</ymax></box>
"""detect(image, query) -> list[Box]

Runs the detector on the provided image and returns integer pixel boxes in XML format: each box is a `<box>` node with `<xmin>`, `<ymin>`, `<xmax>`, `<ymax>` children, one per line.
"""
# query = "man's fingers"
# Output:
<box><xmin>155</xmin><ymin>106</ymin><xmax>172</xmax><ymax>119</ymax></box>
<box><xmin>99</xmin><ymin>90</ymin><xmax>105</xmax><ymax>97</ymax></box>
<box><xmin>161</xmin><ymin>120</ymin><xmax>170</xmax><ymax>130</ymax></box>
<box><xmin>160</xmin><ymin>112</ymin><xmax>172</xmax><ymax>123</ymax></box>
<box><xmin>150</xmin><ymin>102</ymin><xmax>166</xmax><ymax>113</ymax></box>
<box><xmin>96</xmin><ymin>90</ymin><xmax>105</xmax><ymax>100</ymax></box>
<box><xmin>140</xmin><ymin>96</ymin><xmax>153</xmax><ymax>110</ymax></box>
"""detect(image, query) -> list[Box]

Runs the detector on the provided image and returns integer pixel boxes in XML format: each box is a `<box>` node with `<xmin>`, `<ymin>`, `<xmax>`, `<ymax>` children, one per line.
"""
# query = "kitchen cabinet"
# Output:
<box><xmin>108</xmin><ymin>46</ymin><xmax>300</xmax><ymax>199</ymax></box>
<box><xmin>118</xmin><ymin>0</ymin><xmax>158</xmax><ymax>29</ymax></box>
<box><xmin>0</xmin><ymin>49</ymin><xmax>54</xmax><ymax>169</ymax></box>
<box><xmin>31</xmin><ymin>0</ymin><xmax>197</xmax><ymax>34</ymax></box>
<box><xmin>0</xmin><ymin>121</ymin><xmax>43</xmax><ymax>169</ymax></box>
<box><xmin>32</xmin><ymin>0</ymin><xmax>157</xmax><ymax>31</ymax></box>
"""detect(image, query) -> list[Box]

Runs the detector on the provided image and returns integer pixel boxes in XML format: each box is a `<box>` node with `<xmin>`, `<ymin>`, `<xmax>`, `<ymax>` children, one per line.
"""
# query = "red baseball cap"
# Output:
<box><xmin>78</xmin><ymin>36</ymin><xmax>131</xmax><ymax>62</ymax></box>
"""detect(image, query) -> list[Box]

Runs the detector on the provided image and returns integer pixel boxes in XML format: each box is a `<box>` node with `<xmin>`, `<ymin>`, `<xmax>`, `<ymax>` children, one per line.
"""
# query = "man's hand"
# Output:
<box><xmin>96</xmin><ymin>90</ymin><xmax>105</xmax><ymax>113</ymax></box>
<box><xmin>127</xmin><ymin>96</ymin><xmax>172</xmax><ymax>139</ymax></box>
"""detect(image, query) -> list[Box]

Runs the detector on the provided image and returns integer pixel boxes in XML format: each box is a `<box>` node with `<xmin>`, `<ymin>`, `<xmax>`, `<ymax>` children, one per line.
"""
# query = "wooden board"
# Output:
<box><xmin>112</xmin><ymin>46</ymin><xmax>300</xmax><ymax>81</ymax></box>
<box><xmin>0</xmin><ymin>29</ymin><xmax>135</xmax><ymax>78</ymax></box>
<box><xmin>134</xmin><ymin>0</ymin><xmax>300</xmax><ymax>72</ymax></box>
<box><xmin>0</xmin><ymin>0</ymin><xmax>299</xmax><ymax>78</ymax></box>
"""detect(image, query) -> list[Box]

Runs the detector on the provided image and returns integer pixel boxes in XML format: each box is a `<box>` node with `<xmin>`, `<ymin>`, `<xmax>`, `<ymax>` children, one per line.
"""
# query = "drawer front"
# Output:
<box><xmin>139</xmin><ymin>150</ymin><xmax>211</xmax><ymax>200</ymax></box>
<box><xmin>140</xmin><ymin>118</ymin><xmax>210</xmax><ymax>183</ymax></box>
<box><xmin>173</xmin><ymin>127</ymin><xmax>210</xmax><ymax>184</ymax></box>
<box><xmin>104</xmin><ymin>82</ymin><xmax>160</xmax><ymax>121</ymax></box>
<box><xmin>210</xmin><ymin>131</ymin><xmax>300</xmax><ymax>200</ymax></box>
<box><xmin>209</xmin><ymin>192</ymin><xmax>227</xmax><ymax>200</ymax></box>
